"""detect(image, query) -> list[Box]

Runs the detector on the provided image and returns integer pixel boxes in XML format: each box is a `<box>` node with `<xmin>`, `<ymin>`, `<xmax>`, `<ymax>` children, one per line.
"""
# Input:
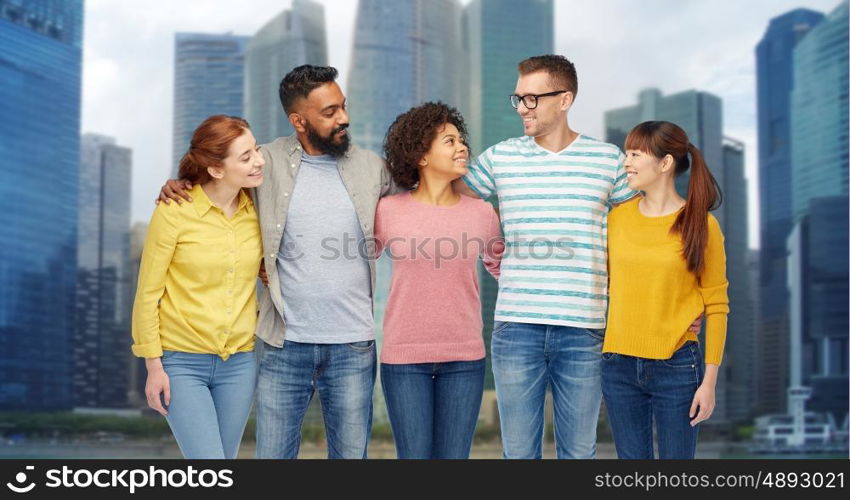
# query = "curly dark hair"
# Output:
<box><xmin>383</xmin><ymin>102</ymin><xmax>470</xmax><ymax>189</ymax></box>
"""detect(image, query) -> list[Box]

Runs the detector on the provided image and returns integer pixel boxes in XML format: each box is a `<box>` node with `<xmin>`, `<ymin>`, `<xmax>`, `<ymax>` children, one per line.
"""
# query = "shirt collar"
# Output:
<box><xmin>236</xmin><ymin>188</ymin><xmax>253</xmax><ymax>213</ymax></box>
<box><xmin>191</xmin><ymin>184</ymin><xmax>253</xmax><ymax>217</ymax></box>
<box><xmin>191</xmin><ymin>184</ymin><xmax>214</xmax><ymax>217</ymax></box>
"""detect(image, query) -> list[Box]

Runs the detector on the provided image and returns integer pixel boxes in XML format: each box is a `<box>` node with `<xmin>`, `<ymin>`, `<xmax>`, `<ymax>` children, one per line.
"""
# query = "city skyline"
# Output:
<box><xmin>785</xmin><ymin>1</ymin><xmax>849</xmax><ymax>422</ymax></box>
<box><xmin>82</xmin><ymin>0</ymin><xmax>843</xmax><ymax>241</ymax></box>
<box><xmin>244</xmin><ymin>0</ymin><xmax>328</xmax><ymax>144</ymax></box>
<box><xmin>0</xmin><ymin>0</ymin><xmax>84</xmax><ymax>410</ymax></box>
<box><xmin>462</xmin><ymin>0</ymin><xmax>555</xmax><ymax>391</ymax></box>
<box><xmin>0</xmin><ymin>0</ymin><xmax>845</xmax><ymax>448</ymax></box>
<box><xmin>171</xmin><ymin>32</ymin><xmax>249</xmax><ymax>177</ymax></box>
<box><xmin>76</xmin><ymin>134</ymin><xmax>133</xmax><ymax>409</ymax></box>
<box><xmin>755</xmin><ymin>7</ymin><xmax>825</xmax><ymax>415</ymax></box>
<box><xmin>348</xmin><ymin>0</ymin><xmax>465</xmax><ymax>154</ymax></box>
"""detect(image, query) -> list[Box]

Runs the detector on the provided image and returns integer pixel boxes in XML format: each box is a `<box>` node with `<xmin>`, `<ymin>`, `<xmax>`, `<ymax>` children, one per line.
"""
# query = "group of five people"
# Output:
<box><xmin>131</xmin><ymin>54</ymin><xmax>728</xmax><ymax>460</ymax></box>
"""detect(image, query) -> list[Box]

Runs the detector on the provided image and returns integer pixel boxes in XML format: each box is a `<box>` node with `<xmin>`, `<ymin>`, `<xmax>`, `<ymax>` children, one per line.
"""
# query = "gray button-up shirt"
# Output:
<box><xmin>253</xmin><ymin>134</ymin><xmax>399</xmax><ymax>347</ymax></box>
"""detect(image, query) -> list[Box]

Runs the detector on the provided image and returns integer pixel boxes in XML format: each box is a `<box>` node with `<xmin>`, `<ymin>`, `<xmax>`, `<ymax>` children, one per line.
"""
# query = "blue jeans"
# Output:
<box><xmin>161</xmin><ymin>350</ymin><xmax>257</xmax><ymax>459</ymax></box>
<box><xmin>381</xmin><ymin>359</ymin><xmax>485</xmax><ymax>459</ymax></box>
<box><xmin>255</xmin><ymin>339</ymin><xmax>376</xmax><ymax>459</ymax></box>
<box><xmin>491</xmin><ymin>321</ymin><xmax>603</xmax><ymax>459</ymax></box>
<box><xmin>601</xmin><ymin>341</ymin><xmax>704</xmax><ymax>459</ymax></box>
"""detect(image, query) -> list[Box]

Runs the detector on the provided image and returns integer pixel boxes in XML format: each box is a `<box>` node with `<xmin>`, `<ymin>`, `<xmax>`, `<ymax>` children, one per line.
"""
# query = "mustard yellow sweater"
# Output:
<box><xmin>603</xmin><ymin>197</ymin><xmax>729</xmax><ymax>365</ymax></box>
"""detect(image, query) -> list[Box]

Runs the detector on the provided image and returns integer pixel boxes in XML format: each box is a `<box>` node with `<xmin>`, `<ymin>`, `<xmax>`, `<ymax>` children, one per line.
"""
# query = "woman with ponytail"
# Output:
<box><xmin>601</xmin><ymin>120</ymin><xmax>728</xmax><ymax>459</ymax></box>
<box><xmin>131</xmin><ymin>115</ymin><xmax>265</xmax><ymax>458</ymax></box>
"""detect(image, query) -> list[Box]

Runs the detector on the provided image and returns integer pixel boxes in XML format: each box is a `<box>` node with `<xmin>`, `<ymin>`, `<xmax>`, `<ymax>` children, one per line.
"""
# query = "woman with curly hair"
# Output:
<box><xmin>375</xmin><ymin>102</ymin><xmax>503</xmax><ymax>459</ymax></box>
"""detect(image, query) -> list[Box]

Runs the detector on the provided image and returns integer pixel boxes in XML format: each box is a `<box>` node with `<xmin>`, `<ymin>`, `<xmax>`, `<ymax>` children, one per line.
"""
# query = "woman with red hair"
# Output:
<box><xmin>131</xmin><ymin>115</ymin><xmax>265</xmax><ymax>459</ymax></box>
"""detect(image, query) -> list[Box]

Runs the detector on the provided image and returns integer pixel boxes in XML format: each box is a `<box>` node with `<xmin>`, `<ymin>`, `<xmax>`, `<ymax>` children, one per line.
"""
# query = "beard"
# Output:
<box><xmin>305</xmin><ymin>121</ymin><xmax>350</xmax><ymax>158</ymax></box>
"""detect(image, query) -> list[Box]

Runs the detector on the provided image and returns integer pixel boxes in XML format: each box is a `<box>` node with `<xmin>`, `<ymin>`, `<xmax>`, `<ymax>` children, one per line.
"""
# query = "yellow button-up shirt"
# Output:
<box><xmin>131</xmin><ymin>184</ymin><xmax>262</xmax><ymax>360</ymax></box>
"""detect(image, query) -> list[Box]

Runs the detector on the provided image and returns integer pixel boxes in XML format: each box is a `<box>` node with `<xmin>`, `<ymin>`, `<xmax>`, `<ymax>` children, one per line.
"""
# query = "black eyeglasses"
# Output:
<box><xmin>509</xmin><ymin>90</ymin><xmax>568</xmax><ymax>109</ymax></box>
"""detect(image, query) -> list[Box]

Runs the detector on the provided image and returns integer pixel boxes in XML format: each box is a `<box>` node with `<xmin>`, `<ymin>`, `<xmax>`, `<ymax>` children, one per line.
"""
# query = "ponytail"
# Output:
<box><xmin>177</xmin><ymin>148</ymin><xmax>212</xmax><ymax>185</ymax></box>
<box><xmin>624</xmin><ymin>122</ymin><xmax>723</xmax><ymax>279</ymax></box>
<box><xmin>671</xmin><ymin>142</ymin><xmax>722</xmax><ymax>277</ymax></box>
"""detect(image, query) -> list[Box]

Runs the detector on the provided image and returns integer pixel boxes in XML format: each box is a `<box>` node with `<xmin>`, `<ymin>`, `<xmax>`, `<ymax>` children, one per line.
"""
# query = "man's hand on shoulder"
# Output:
<box><xmin>156</xmin><ymin>179</ymin><xmax>194</xmax><ymax>205</ymax></box>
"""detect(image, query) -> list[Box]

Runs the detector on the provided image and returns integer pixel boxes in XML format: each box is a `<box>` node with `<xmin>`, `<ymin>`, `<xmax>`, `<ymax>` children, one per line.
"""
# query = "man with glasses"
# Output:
<box><xmin>453</xmin><ymin>54</ymin><xmax>636</xmax><ymax>459</ymax></box>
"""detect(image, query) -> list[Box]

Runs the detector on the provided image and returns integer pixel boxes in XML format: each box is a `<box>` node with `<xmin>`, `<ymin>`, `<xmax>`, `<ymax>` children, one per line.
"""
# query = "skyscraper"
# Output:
<box><xmin>348</xmin><ymin>0</ymin><xmax>463</xmax><ymax>154</ymax></box>
<box><xmin>172</xmin><ymin>32</ymin><xmax>248</xmax><ymax>176</ymax></box>
<box><xmin>372</xmin><ymin>255</ymin><xmax>393</xmax><ymax>424</ymax></box>
<box><xmin>604</xmin><ymin>89</ymin><xmax>754</xmax><ymax>422</ymax></box>
<box><xmin>348</xmin><ymin>0</ymin><xmax>463</xmax><ymax>414</ymax></box>
<box><xmin>244</xmin><ymin>0</ymin><xmax>327</xmax><ymax>145</ymax></box>
<box><xmin>787</xmin><ymin>196</ymin><xmax>849</xmax><ymax>423</ymax></box>
<box><xmin>0</xmin><ymin>0</ymin><xmax>83</xmax><ymax>411</ymax></box>
<box><xmin>462</xmin><ymin>0</ymin><xmax>553</xmax><ymax>390</ymax></box>
<box><xmin>790</xmin><ymin>1</ymin><xmax>848</xmax><ymax>222</ymax></box>
<box><xmin>462</xmin><ymin>0</ymin><xmax>554</xmax><ymax>154</ymax></box>
<box><xmin>127</xmin><ymin>222</ymin><xmax>149</xmax><ymax>409</ymax></box>
<box><xmin>787</xmin><ymin>1</ymin><xmax>849</xmax><ymax>423</ymax></box>
<box><xmin>722</xmin><ymin>137</ymin><xmax>756</xmax><ymax>422</ymax></box>
<box><xmin>75</xmin><ymin>134</ymin><xmax>133</xmax><ymax>409</ymax></box>
<box><xmin>754</xmin><ymin>8</ymin><xmax>824</xmax><ymax>416</ymax></box>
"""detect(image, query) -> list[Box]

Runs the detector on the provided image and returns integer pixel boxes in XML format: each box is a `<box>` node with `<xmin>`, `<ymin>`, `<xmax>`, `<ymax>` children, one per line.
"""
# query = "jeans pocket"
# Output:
<box><xmin>346</xmin><ymin>340</ymin><xmax>376</xmax><ymax>352</ymax></box>
<box><xmin>584</xmin><ymin>327</ymin><xmax>605</xmax><ymax>342</ymax></box>
<box><xmin>601</xmin><ymin>351</ymin><xmax>618</xmax><ymax>361</ymax></box>
<box><xmin>492</xmin><ymin>321</ymin><xmax>511</xmax><ymax>336</ymax></box>
<box><xmin>659</xmin><ymin>342</ymin><xmax>698</xmax><ymax>368</ymax></box>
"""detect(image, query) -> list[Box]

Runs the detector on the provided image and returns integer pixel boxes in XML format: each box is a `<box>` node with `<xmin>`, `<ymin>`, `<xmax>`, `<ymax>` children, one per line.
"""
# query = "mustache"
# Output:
<box><xmin>331</xmin><ymin>124</ymin><xmax>349</xmax><ymax>135</ymax></box>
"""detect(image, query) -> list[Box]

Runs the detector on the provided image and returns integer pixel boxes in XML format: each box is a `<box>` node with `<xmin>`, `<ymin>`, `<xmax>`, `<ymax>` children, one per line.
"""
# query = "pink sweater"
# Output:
<box><xmin>374</xmin><ymin>192</ymin><xmax>503</xmax><ymax>364</ymax></box>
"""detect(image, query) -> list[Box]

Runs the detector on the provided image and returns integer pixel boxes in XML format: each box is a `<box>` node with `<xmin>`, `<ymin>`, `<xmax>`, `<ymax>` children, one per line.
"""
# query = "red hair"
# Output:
<box><xmin>178</xmin><ymin>115</ymin><xmax>250</xmax><ymax>184</ymax></box>
<box><xmin>625</xmin><ymin>121</ymin><xmax>722</xmax><ymax>277</ymax></box>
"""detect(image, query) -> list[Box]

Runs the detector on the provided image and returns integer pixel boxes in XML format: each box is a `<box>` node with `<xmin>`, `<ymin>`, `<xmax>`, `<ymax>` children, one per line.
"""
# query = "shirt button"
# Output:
<box><xmin>227</xmin><ymin>289</ymin><xmax>233</xmax><ymax>295</ymax></box>
<box><xmin>284</xmin><ymin>192</ymin><xmax>289</xmax><ymax>197</ymax></box>
<box><xmin>229</xmin><ymin>249</ymin><xmax>235</xmax><ymax>254</ymax></box>
<box><xmin>269</xmin><ymin>253</ymin><xmax>275</xmax><ymax>258</ymax></box>
<box><xmin>228</xmin><ymin>268</ymin><xmax>234</xmax><ymax>273</ymax></box>
<box><xmin>226</xmin><ymin>309</ymin><xmax>232</xmax><ymax>315</ymax></box>
<box><xmin>276</xmin><ymin>224</ymin><xmax>281</xmax><ymax>229</ymax></box>
<box><xmin>290</xmin><ymin>163</ymin><xmax>295</xmax><ymax>168</ymax></box>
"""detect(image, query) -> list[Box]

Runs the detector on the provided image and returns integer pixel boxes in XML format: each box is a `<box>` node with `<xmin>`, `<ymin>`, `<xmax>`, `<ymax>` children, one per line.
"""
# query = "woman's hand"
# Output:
<box><xmin>145</xmin><ymin>357</ymin><xmax>171</xmax><ymax>416</ymax></box>
<box><xmin>689</xmin><ymin>363</ymin><xmax>718</xmax><ymax>426</ymax></box>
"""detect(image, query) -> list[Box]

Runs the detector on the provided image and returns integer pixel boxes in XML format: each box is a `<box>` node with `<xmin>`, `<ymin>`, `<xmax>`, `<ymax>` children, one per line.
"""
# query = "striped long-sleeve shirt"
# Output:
<box><xmin>463</xmin><ymin>134</ymin><xmax>636</xmax><ymax>328</ymax></box>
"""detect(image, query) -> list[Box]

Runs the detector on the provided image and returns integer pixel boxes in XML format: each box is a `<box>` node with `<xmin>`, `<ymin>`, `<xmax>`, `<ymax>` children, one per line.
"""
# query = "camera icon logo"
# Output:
<box><xmin>6</xmin><ymin>466</ymin><xmax>36</xmax><ymax>494</ymax></box>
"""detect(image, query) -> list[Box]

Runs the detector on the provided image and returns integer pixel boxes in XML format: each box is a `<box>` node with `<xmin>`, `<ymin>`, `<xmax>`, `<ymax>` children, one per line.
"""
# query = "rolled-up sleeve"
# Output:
<box><xmin>131</xmin><ymin>204</ymin><xmax>179</xmax><ymax>358</ymax></box>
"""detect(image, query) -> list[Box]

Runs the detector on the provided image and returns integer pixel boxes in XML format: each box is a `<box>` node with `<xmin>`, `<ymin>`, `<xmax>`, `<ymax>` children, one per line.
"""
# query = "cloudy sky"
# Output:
<box><xmin>82</xmin><ymin>0</ymin><xmax>842</xmax><ymax>246</ymax></box>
